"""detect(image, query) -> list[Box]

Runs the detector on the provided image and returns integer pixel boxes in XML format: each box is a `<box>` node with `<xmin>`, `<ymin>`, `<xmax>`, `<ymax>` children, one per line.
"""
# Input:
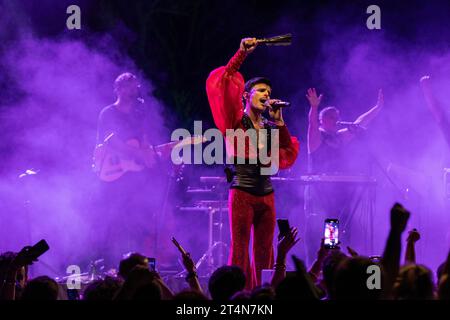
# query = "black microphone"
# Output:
<box><xmin>337</xmin><ymin>121</ymin><xmax>367</xmax><ymax>131</ymax></box>
<box><xmin>264</xmin><ymin>100</ymin><xmax>291</xmax><ymax>108</ymax></box>
<box><xmin>336</xmin><ymin>121</ymin><xmax>354</xmax><ymax>126</ymax></box>
<box><xmin>256</xmin><ymin>33</ymin><xmax>292</xmax><ymax>46</ymax></box>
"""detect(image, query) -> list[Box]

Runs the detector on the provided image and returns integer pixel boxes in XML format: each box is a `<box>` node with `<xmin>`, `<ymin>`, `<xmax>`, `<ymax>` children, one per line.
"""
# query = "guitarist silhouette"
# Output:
<box><xmin>92</xmin><ymin>72</ymin><xmax>180</xmax><ymax>267</ymax></box>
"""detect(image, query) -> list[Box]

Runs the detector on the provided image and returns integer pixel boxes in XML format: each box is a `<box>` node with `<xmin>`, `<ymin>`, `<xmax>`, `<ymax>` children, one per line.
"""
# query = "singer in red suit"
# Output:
<box><xmin>206</xmin><ymin>38</ymin><xmax>299</xmax><ymax>289</ymax></box>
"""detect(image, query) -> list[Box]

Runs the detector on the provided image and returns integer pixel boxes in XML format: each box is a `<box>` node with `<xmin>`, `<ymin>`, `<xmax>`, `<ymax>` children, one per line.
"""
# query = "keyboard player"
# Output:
<box><xmin>303</xmin><ymin>88</ymin><xmax>383</xmax><ymax>264</ymax></box>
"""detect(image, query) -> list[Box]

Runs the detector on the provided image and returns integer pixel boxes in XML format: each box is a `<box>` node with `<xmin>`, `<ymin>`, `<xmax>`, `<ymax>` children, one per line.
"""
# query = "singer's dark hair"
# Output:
<box><xmin>244</xmin><ymin>77</ymin><xmax>272</xmax><ymax>93</ymax></box>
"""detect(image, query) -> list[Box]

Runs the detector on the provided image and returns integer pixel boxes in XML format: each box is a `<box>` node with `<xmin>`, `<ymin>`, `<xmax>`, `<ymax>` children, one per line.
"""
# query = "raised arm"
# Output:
<box><xmin>306</xmin><ymin>88</ymin><xmax>323</xmax><ymax>154</ymax></box>
<box><xmin>0</xmin><ymin>268</ymin><xmax>17</xmax><ymax>300</ymax></box>
<box><xmin>420</xmin><ymin>76</ymin><xmax>444</xmax><ymax>124</ymax></box>
<box><xmin>271</xmin><ymin>227</ymin><xmax>300</xmax><ymax>288</ymax></box>
<box><xmin>381</xmin><ymin>203</ymin><xmax>410</xmax><ymax>299</ymax></box>
<box><xmin>338</xmin><ymin>89</ymin><xmax>383</xmax><ymax>144</ymax></box>
<box><xmin>308</xmin><ymin>238</ymin><xmax>328</xmax><ymax>282</ymax></box>
<box><xmin>353</xmin><ymin>89</ymin><xmax>383</xmax><ymax>128</ymax></box>
<box><xmin>152</xmin><ymin>272</ymin><xmax>175</xmax><ymax>300</ymax></box>
<box><xmin>441</xmin><ymin>250</ymin><xmax>450</xmax><ymax>284</ymax></box>
<box><xmin>405</xmin><ymin>228</ymin><xmax>420</xmax><ymax>265</ymax></box>
<box><xmin>438</xmin><ymin>250</ymin><xmax>450</xmax><ymax>299</ymax></box>
<box><xmin>206</xmin><ymin>38</ymin><xmax>258</xmax><ymax>134</ymax></box>
<box><xmin>181</xmin><ymin>252</ymin><xmax>203</xmax><ymax>294</ymax></box>
<box><xmin>420</xmin><ymin>75</ymin><xmax>450</xmax><ymax>148</ymax></box>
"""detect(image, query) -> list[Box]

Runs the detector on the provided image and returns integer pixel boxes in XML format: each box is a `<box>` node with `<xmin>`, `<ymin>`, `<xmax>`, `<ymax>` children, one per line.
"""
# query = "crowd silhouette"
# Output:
<box><xmin>1</xmin><ymin>203</ymin><xmax>449</xmax><ymax>301</ymax></box>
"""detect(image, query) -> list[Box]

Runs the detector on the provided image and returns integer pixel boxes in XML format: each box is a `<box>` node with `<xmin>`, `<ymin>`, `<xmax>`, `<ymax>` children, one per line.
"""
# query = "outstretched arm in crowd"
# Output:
<box><xmin>292</xmin><ymin>256</ymin><xmax>321</xmax><ymax>299</ymax></box>
<box><xmin>1</xmin><ymin>267</ymin><xmax>17</xmax><ymax>300</ymax></box>
<box><xmin>152</xmin><ymin>272</ymin><xmax>174</xmax><ymax>300</ymax></box>
<box><xmin>405</xmin><ymin>229</ymin><xmax>420</xmax><ymax>265</ymax></box>
<box><xmin>309</xmin><ymin>240</ymin><xmax>351</xmax><ymax>283</ymax></box>
<box><xmin>444</xmin><ymin>250</ymin><xmax>450</xmax><ymax>277</ymax></box>
<box><xmin>308</xmin><ymin>238</ymin><xmax>328</xmax><ymax>282</ymax></box>
<box><xmin>181</xmin><ymin>252</ymin><xmax>203</xmax><ymax>295</ymax></box>
<box><xmin>346</xmin><ymin>246</ymin><xmax>359</xmax><ymax>257</ymax></box>
<box><xmin>271</xmin><ymin>227</ymin><xmax>300</xmax><ymax>288</ymax></box>
<box><xmin>438</xmin><ymin>250</ymin><xmax>450</xmax><ymax>300</ymax></box>
<box><xmin>381</xmin><ymin>203</ymin><xmax>410</xmax><ymax>298</ymax></box>
<box><xmin>1</xmin><ymin>247</ymin><xmax>35</xmax><ymax>300</ymax></box>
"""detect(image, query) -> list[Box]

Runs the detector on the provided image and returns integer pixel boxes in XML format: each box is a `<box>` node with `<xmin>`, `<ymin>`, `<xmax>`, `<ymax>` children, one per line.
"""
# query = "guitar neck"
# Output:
<box><xmin>152</xmin><ymin>136</ymin><xmax>202</xmax><ymax>156</ymax></box>
<box><xmin>153</xmin><ymin>141</ymin><xmax>179</xmax><ymax>155</ymax></box>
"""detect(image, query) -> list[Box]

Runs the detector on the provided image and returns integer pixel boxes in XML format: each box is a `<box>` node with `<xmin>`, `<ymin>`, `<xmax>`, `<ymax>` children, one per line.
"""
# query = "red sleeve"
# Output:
<box><xmin>278</xmin><ymin>125</ymin><xmax>300</xmax><ymax>169</ymax></box>
<box><xmin>206</xmin><ymin>49</ymin><xmax>247</xmax><ymax>135</ymax></box>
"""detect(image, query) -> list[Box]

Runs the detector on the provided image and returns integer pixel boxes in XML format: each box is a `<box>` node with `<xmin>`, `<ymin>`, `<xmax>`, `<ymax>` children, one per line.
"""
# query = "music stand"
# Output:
<box><xmin>197</xmin><ymin>177</ymin><xmax>229</xmax><ymax>275</ymax></box>
<box><xmin>194</xmin><ymin>202</ymin><xmax>228</xmax><ymax>275</ymax></box>
<box><xmin>177</xmin><ymin>177</ymin><xmax>229</xmax><ymax>276</ymax></box>
<box><xmin>177</xmin><ymin>203</ymin><xmax>228</xmax><ymax>276</ymax></box>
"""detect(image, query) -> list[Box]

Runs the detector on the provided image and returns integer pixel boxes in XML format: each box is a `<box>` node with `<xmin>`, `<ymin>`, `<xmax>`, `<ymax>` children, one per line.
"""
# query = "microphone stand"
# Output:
<box><xmin>368</xmin><ymin>151</ymin><xmax>408</xmax><ymax>200</ymax></box>
<box><xmin>338</xmin><ymin>124</ymin><xmax>406</xmax><ymax>198</ymax></box>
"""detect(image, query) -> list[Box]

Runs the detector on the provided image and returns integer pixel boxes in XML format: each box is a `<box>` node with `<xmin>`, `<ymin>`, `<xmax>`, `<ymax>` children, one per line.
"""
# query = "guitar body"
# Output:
<box><xmin>93</xmin><ymin>139</ymin><xmax>146</xmax><ymax>182</ymax></box>
<box><xmin>92</xmin><ymin>135</ymin><xmax>205</xmax><ymax>182</ymax></box>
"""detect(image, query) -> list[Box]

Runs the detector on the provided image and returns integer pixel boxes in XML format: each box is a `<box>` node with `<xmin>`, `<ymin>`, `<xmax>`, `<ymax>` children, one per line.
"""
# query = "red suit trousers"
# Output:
<box><xmin>228</xmin><ymin>188</ymin><xmax>276</xmax><ymax>290</ymax></box>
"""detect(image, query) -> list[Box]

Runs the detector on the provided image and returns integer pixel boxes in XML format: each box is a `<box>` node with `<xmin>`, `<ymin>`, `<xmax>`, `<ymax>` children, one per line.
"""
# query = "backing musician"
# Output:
<box><xmin>304</xmin><ymin>88</ymin><xmax>383</xmax><ymax>264</ymax></box>
<box><xmin>92</xmin><ymin>72</ymin><xmax>162</xmax><ymax>267</ymax></box>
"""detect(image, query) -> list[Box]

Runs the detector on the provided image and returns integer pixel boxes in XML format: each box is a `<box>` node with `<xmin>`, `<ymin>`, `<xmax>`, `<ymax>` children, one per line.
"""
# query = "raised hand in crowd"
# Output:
<box><xmin>346</xmin><ymin>246</ymin><xmax>359</xmax><ymax>257</ymax></box>
<box><xmin>382</xmin><ymin>203</ymin><xmax>411</xmax><ymax>298</ymax></box>
<box><xmin>0</xmin><ymin>244</ymin><xmax>40</xmax><ymax>301</ymax></box>
<box><xmin>438</xmin><ymin>250</ymin><xmax>450</xmax><ymax>300</ymax></box>
<box><xmin>271</xmin><ymin>227</ymin><xmax>300</xmax><ymax>288</ymax></box>
<box><xmin>181</xmin><ymin>252</ymin><xmax>203</xmax><ymax>295</ymax></box>
<box><xmin>171</xmin><ymin>237</ymin><xmax>204</xmax><ymax>295</ymax></box>
<box><xmin>405</xmin><ymin>228</ymin><xmax>420</xmax><ymax>265</ymax></box>
<box><xmin>308</xmin><ymin>238</ymin><xmax>328</xmax><ymax>282</ymax></box>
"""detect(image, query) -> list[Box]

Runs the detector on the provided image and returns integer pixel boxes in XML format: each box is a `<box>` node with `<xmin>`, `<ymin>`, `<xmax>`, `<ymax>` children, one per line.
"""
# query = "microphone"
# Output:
<box><xmin>264</xmin><ymin>100</ymin><xmax>291</xmax><ymax>108</ymax></box>
<box><xmin>336</xmin><ymin>121</ymin><xmax>354</xmax><ymax>126</ymax></box>
<box><xmin>337</xmin><ymin>121</ymin><xmax>367</xmax><ymax>131</ymax></box>
<box><xmin>256</xmin><ymin>33</ymin><xmax>292</xmax><ymax>46</ymax></box>
<box><xmin>135</xmin><ymin>97</ymin><xmax>145</xmax><ymax>114</ymax></box>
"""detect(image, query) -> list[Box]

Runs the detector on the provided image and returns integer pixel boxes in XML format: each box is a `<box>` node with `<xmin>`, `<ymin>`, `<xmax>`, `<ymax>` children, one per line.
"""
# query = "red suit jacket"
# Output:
<box><xmin>206</xmin><ymin>49</ymin><xmax>299</xmax><ymax>169</ymax></box>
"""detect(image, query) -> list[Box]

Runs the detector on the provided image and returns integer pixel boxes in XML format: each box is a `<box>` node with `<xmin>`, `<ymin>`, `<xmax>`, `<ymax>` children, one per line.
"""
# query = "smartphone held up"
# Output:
<box><xmin>324</xmin><ymin>219</ymin><xmax>339</xmax><ymax>249</ymax></box>
<box><xmin>277</xmin><ymin>219</ymin><xmax>291</xmax><ymax>239</ymax></box>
